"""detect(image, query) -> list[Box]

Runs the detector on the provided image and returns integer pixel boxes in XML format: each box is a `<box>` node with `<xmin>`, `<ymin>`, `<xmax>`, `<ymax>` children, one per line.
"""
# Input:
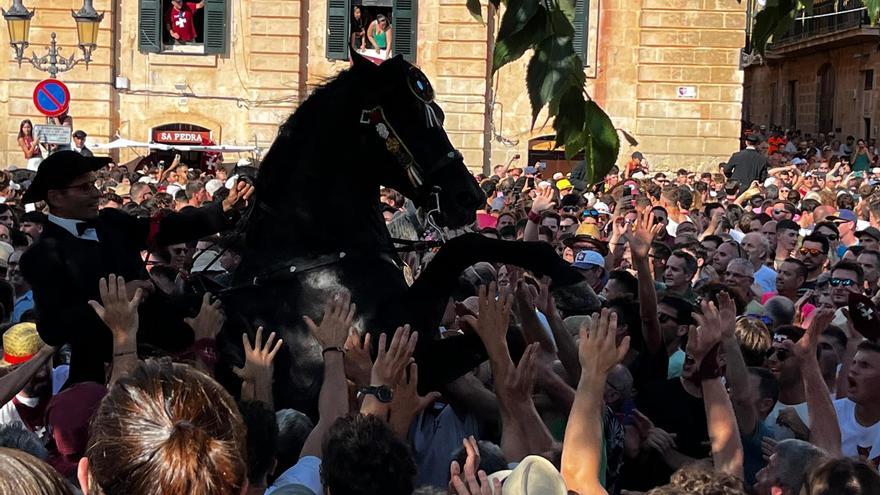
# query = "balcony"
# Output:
<box><xmin>767</xmin><ymin>1</ymin><xmax>879</xmax><ymax>57</ymax></box>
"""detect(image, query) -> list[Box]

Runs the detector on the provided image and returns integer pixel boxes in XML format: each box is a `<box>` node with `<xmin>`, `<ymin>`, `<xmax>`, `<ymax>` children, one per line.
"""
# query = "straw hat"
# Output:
<box><xmin>487</xmin><ymin>455</ymin><xmax>568</xmax><ymax>495</ymax></box>
<box><xmin>0</xmin><ymin>322</ymin><xmax>44</xmax><ymax>367</ymax></box>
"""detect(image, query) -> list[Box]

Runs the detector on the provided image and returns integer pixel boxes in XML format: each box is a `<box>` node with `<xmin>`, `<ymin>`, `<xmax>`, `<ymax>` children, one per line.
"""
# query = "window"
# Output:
<box><xmin>327</xmin><ymin>0</ymin><xmax>417</xmax><ymax>63</ymax></box>
<box><xmin>139</xmin><ymin>0</ymin><xmax>228</xmax><ymax>55</ymax></box>
<box><xmin>573</xmin><ymin>0</ymin><xmax>590</xmax><ymax>67</ymax></box>
<box><xmin>865</xmin><ymin>69</ymin><xmax>874</xmax><ymax>90</ymax></box>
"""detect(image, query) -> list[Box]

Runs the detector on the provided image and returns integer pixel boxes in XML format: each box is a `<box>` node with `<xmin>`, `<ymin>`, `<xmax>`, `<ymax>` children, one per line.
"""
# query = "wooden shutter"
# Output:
<box><xmin>138</xmin><ymin>0</ymin><xmax>162</xmax><ymax>53</ymax></box>
<box><xmin>572</xmin><ymin>0</ymin><xmax>589</xmax><ymax>67</ymax></box>
<box><xmin>204</xmin><ymin>0</ymin><xmax>228</xmax><ymax>55</ymax></box>
<box><xmin>392</xmin><ymin>0</ymin><xmax>417</xmax><ymax>63</ymax></box>
<box><xmin>326</xmin><ymin>0</ymin><xmax>349</xmax><ymax>60</ymax></box>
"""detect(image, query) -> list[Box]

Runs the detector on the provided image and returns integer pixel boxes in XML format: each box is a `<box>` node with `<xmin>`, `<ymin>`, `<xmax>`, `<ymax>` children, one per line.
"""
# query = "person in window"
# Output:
<box><xmin>367</xmin><ymin>14</ymin><xmax>392</xmax><ymax>57</ymax></box>
<box><xmin>350</xmin><ymin>5</ymin><xmax>366</xmax><ymax>52</ymax></box>
<box><xmin>166</xmin><ymin>0</ymin><xmax>205</xmax><ymax>45</ymax></box>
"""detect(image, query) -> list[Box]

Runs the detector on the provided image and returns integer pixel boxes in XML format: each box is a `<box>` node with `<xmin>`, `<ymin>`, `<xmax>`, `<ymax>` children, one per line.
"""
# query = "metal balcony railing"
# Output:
<box><xmin>771</xmin><ymin>0</ymin><xmax>870</xmax><ymax>46</ymax></box>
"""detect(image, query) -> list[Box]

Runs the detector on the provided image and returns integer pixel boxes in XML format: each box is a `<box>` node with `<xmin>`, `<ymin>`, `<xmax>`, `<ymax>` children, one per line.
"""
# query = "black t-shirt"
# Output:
<box><xmin>619</xmin><ymin>378</ymin><xmax>710</xmax><ymax>491</ymax></box>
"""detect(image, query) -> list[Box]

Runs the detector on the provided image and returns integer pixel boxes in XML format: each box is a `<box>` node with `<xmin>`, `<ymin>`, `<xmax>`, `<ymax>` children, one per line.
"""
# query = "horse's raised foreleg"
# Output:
<box><xmin>403</xmin><ymin>233</ymin><xmax>581</xmax><ymax>389</ymax></box>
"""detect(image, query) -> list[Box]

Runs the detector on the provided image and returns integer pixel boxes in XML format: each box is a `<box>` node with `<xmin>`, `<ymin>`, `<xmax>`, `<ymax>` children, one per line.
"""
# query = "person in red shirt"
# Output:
<box><xmin>166</xmin><ymin>0</ymin><xmax>205</xmax><ymax>44</ymax></box>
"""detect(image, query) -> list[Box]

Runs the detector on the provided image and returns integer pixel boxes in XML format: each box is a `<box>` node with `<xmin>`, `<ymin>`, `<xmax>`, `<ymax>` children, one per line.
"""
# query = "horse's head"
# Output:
<box><xmin>351</xmin><ymin>53</ymin><xmax>483</xmax><ymax>228</ymax></box>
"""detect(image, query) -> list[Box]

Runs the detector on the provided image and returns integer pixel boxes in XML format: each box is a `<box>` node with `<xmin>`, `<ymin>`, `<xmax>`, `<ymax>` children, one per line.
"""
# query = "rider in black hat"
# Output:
<box><xmin>20</xmin><ymin>151</ymin><xmax>254</xmax><ymax>383</ymax></box>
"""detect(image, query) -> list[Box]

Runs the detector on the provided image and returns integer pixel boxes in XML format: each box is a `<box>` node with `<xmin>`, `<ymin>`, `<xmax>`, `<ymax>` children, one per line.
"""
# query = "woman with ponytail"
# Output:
<box><xmin>77</xmin><ymin>358</ymin><xmax>248</xmax><ymax>495</ymax></box>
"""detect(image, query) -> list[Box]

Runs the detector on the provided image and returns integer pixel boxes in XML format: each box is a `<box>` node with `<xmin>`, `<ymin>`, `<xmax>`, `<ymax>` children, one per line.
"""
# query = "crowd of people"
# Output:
<box><xmin>0</xmin><ymin>121</ymin><xmax>878</xmax><ymax>495</ymax></box>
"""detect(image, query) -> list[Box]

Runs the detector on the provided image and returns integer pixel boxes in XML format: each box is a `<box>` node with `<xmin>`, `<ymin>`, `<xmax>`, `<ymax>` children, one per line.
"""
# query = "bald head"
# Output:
<box><xmin>813</xmin><ymin>205</ymin><xmax>836</xmax><ymax>224</ymax></box>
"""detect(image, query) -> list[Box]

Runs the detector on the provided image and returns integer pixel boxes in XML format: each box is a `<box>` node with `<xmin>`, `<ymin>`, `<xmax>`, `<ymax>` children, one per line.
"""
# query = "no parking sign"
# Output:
<box><xmin>32</xmin><ymin>79</ymin><xmax>71</xmax><ymax>117</ymax></box>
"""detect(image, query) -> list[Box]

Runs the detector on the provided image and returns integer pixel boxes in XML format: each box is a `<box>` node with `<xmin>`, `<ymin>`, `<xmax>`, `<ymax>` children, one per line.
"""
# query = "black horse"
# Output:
<box><xmin>228</xmin><ymin>53</ymin><xmax>579</xmax><ymax>411</ymax></box>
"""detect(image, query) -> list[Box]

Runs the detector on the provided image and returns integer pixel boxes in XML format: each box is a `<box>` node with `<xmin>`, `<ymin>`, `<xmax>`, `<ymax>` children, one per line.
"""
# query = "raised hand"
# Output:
<box><xmin>717</xmin><ymin>291</ymin><xmax>737</xmax><ymax>339</ymax></box>
<box><xmin>303</xmin><ymin>293</ymin><xmax>357</xmax><ymax>351</ymax></box>
<box><xmin>371</xmin><ymin>325</ymin><xmax>418</xmax><ymax>387</ymax></box>
<box><xmin>624</xmin><ymin>210</ymin><xmax>663</xmax><ymax>260</ymax></box>
<box><xmin>343</xmin><ymin>330</ymin><xmax>373</xmax><ymax>386</ymax></box>
<box><xmin>498</xmin><ymin>342</ymin><xmax>539</xmax><ymax>403</ymax></box>
<box><xmin>222</xmin><ymin>180</ymin><xmax>255</xmax><ymax>212</ymax></box>
<box><xmin>688</xmin><ymin>301</ymin><xmax>724</xmax><ymax>366</ymax></box>
<box><xmin>794</xmin><ymin>290</ymin><xmax>814</xmax><ymax>326</ymax></box>
<box><xmin>389</xmin><ymin>362</ymin><xmax>441</xmax><ymax>437</ymax></box>
<box><xmin>185</xmin><ymin>293</ymin><xmax>225</xmax><ymax>341</ymax></box>
<box><xmin>475</xmin><ymin>282</ymin><xmax>514</xmax><ymax>349</ymax></box>
<box><xmin>233</xmin><ymin>326</ymin><xmax>283</xmax><ymax>384</ymax></box>
<box><xmin>449</xmin><ymin>437</ymin><xmax>501</xmax><ymax>495</ymax></box>
<box><xmin>535</xmin><ymin>276</ymin><xmax>555</xmax><ymax>317</ymax></box>
<box><xmin>530</xmin><ymin>185</ymin><xmax>555</xmax><ymax>214</ymax></box>
<box><xmin>787</xmin><ymin>306</ymin><xmax>834</xmax><ymax>366</ymax></box>
<box><xmin>89</xmin><ymin>274</ymin><xmax>143</xmax><ymax>344</ymax></box>
<box><xmin>579</xmin><ymin>308</ymin><xmax>629</xmax><ymax>378</ymax></box>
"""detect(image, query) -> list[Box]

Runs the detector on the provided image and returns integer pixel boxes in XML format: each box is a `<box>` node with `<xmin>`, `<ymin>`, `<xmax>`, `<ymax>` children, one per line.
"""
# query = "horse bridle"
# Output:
<box><xmin>358</xmin><ymin>65</ymin><xmax>463</xmax><ymax>192</ymax></box>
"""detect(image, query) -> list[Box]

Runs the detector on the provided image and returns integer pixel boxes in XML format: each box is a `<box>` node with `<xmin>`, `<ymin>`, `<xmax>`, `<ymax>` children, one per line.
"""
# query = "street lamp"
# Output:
<box><xmin>1</xmin><ymin>0</ymin><xmax>33</xmax><ymax>63</ymax></box>
<box><xmin>2</xmin><ymin>0</ymin><xmax>103</xmax><ymax>79</ymax></box>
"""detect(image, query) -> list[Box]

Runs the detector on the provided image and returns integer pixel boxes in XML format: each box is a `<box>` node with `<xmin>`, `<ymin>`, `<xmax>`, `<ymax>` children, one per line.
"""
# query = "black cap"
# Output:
<box><xmin>72</xmin><ymin>130</ymin><xmax>87</xmax><ymax>139</ymax></box>
<box><xmin>857</xmin><ymin>226</ymin><xmax>880</xmax><ymax>242</ymax></box>
<box><xmin>22</xmin><ymin>151</ymin><xmax>111</xmax><ymax>204</ymax></box>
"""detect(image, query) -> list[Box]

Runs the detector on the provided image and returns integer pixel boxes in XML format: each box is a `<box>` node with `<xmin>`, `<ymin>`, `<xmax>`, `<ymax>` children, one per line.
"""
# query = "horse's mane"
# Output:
<box><xmin>276</xmin><ymin>68</ymin><xmax>364</xmax><ymax>142</ymax></box>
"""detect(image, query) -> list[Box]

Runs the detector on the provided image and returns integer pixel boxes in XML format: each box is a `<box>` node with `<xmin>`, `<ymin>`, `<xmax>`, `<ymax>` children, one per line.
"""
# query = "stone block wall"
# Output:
<box><xmin>745</xmin><ymin>41</ymin><xmax>879</xmax><ymax>140</ymax></box>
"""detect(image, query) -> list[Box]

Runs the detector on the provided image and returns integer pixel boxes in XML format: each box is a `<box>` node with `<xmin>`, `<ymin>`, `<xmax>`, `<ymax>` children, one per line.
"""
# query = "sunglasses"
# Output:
<box><xmin>829</xmin><ymin>278</ymin><xmax>856</xmax><ymax>288</ymax></box>
<box><xmin>562</xmin><ymin>206</ymin><xmax>579</xmax><ymax>213</ymax></box>
<box><xmin>766</xmin><ymin>347</ymin><xmax>791</xmax><ymax>362</ymax></box>
<box><xmin>773</xmin><ymin>209</ymin><xmax>789</xmax><ymax>215</ymax></box>
<box><xmin>820</xmin><ymin>233</ymin><xmax>839</xmax><ymax>241</ymax></box>
<box><xmin>799</xmin><ymin>247</ymin><xmax>824</xmax><ymax>256</ymax></box>
<box><xmin>582</xmin><ymin>209</ymin><xmax>600</xmax><ymax>218</ymax></box>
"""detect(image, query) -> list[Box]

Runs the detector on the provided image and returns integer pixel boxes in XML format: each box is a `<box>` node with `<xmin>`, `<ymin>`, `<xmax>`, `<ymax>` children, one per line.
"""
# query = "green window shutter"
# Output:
<box><xmin>326</xmin><ymin>0</ymin><xmax>350</xmax><ymax>61</ymax></box>
<box><xmin>392</xmin><ymin>0</ymin><xmax>417</xmax><ymax>63</ymax></box>
<box><xmin>138</xmin><ymin>0</ymin><xmax>162</xmax><ymax>53</ymax></box>
<box><xmin>204</xmin><ymin>0</ymin><xmax>229</xmax><ymax>55</ymax></box>
<box><xmin>572</xmin><ymin>0</ymin><xmax>589</xmax><ymax>67</ymax></box>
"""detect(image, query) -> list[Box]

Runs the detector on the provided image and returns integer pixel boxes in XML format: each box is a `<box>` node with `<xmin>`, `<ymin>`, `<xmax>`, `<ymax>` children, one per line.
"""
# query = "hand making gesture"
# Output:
<box><xmin>185</xmin><ymin>293</ymin><xmax>226</xmax><ymax>341</ymax></box>
<box><xmin>624</xmin><ymin>210</ymin><xmax>663</xmax><ymax>261</ymax></box>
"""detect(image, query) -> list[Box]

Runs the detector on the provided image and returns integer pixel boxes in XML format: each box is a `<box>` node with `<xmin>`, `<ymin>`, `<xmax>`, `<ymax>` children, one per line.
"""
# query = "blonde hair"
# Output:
<box><xmin>0</xmin><ymin>447</ymin><xmax>75</xmax><ymax>495</ymax></box>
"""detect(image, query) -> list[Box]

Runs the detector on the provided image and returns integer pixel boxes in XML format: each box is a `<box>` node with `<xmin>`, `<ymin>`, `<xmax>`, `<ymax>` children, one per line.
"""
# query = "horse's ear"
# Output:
<box><xmin>350</xmin><ymin>48</ymin><xmax>376</xmax><ymax>71</ymax></box>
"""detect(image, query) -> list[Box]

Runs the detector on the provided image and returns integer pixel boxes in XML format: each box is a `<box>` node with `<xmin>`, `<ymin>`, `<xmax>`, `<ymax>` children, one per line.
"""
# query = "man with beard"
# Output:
<box><xmin>858</xmin><ymin>250</ymin><xmax>880</xmax><ymax>297</ymax></box>
<box><xmin>0</xmin><ymin>324</ymin><xmax>65</xmax><ymax>440</ymax></box>
<box><xmin>797</xmin><ymin>234</ymin><xmax>829</xmax><ymax>290</ymax></box>
<box><xmin>764</xmin><ymin>325</ymin><xmax>810</xmax><ymax>440</ymax></box>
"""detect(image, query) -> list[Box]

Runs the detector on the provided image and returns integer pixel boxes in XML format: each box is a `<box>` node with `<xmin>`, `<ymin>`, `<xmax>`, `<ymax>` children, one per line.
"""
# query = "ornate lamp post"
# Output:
<box><xmin>2</xmin><ymin>0</ymin><xmax>104</xmax><ymax>79</ymax></box>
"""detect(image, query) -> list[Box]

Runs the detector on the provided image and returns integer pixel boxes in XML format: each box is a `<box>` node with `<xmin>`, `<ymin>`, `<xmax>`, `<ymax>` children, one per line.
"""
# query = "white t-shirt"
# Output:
<box><xmin>834</xmin><ymin>398</ymin><xmax>880</xmax><ymax>469</ymax></box>
<box><xmin>764</xmin><ymin>400</ymin><xmax>809</xmax><ymax>440</ymax></box>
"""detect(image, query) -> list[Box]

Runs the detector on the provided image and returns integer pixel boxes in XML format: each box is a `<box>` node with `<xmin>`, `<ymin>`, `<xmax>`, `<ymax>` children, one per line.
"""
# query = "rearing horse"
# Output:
<box><xmin>229</xmin><ymin>53</ymin><xmax>579</xmax><ymax>411</ymax></box>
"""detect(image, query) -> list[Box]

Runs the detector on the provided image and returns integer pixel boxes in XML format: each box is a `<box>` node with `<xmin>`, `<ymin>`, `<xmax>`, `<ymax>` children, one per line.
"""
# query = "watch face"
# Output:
<box><xmin>376</xmin><ymin>386</ymin><xmax>393</xmax><ymax>403</ymax></box>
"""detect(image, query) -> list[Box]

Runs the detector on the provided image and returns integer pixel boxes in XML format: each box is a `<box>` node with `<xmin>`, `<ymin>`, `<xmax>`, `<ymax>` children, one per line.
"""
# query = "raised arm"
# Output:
<box><xmin>715</xmin><ymin>293</ymin><xmax>759</xmax><ymax>436</ymax></box>
<box><xmin>692</xmin><ymin>301</ymin><xmax>744</xmax><ymax>479</ymax></box>
<box><xmin>299</xmin><ymin>295</ymin><xmax>356</xmax><ymax>458</ymax></box>
<box><xmin>790</xmin><ymin>307</ymin><xmax>842</xmax><ymax>455</ymax></box>
<box><xmin>624</xmin><ymin>210</ymin><xmax>664</xmax><ymax>354</ymax></box>
<box><xmin>561</xmin><ymin>309</ymin><xmax>629</xmax><ymax>495</ymax></box>
<box><xmin>233</xmin><ymin>327</ymin><xmax>283</xmax><ymax>409</ymax></box>
<box><xmin>88</xmin><ymin>274</ymin><xmax>143</xmax><ymax>386</ymax></box>
<box><xmin>360</xmin><ymin>325</ymin><xmax>418</xmax><ymax>419</ymax></box>
<box><xmin>524</xmin><ymin>187</ymin><xmax>554</xmax><ymax>242</ymax></box>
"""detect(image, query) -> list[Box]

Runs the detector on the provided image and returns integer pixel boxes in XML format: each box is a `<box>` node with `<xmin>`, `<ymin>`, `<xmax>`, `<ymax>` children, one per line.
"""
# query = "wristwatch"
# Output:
<box><xmin>357</xmin><ymin>385</ymin><xmax>393</xmax><ymax>403</ymax></box>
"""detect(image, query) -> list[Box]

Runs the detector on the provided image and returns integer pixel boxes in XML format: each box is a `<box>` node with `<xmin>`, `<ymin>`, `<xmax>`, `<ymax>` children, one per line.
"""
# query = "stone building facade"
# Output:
<box><xmin>744</xmin><ymin>1</ymin><xmax>880</xmax><ymax>140</ymax></box>
<box><xmin>1</xmin><ymin>0</ymin><xmax>747</xmax><ymax>172</ymax></box>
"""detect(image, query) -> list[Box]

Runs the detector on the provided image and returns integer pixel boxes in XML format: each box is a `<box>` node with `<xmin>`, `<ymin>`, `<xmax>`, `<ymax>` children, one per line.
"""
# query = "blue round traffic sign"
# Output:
<box><xmin>33</xmin><ymin>79</ymin><xmax>71</xmax><ymax>117</ymax></box>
